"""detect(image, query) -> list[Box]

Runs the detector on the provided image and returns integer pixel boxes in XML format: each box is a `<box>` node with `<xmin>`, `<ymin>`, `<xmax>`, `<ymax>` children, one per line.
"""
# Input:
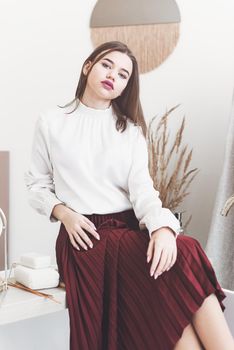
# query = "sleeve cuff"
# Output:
<box><xmin>44</xmin><ymin>197</ymin><xmax>65</xmax><ymax>223</ymax></box>
<box><xmin>148</xmin><ymin>225</ymin><xmax>182</xmax><ymax>238</ymax></box>
<box><xmin>139</xmin><ymin>208</ymin><xmax>182</xmax><ymax>239</ymax></box>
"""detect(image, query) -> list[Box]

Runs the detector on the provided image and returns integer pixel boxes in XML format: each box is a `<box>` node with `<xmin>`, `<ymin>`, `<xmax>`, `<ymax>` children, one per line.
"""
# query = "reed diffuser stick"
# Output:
<box><xmin>8</xmin><ymin>281</ymin><xmax>61</xmax><ymax>304</ymax></box>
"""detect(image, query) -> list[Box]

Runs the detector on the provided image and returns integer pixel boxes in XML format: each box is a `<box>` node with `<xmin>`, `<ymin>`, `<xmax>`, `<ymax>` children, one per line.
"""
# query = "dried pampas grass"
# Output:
<box><xmin>147</xmin><ymin>105</ymin><xmax>199</xmax><ymax>229</ymax></box>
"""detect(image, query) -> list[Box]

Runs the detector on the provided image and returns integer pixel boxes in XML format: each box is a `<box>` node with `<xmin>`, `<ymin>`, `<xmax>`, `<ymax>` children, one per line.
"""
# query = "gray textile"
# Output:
<box><xmin>205</xmin><ymin>91</ymin><xmax>234</xmax><ymax>291</ymax></box>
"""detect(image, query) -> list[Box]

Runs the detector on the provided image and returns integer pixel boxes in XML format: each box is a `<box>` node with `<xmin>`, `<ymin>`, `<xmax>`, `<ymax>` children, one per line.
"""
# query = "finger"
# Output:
<box><xmin>155</xmin><ymin>250</ymin><xmax>172</xmax><ymax>275</ymax></box>
<box><xmin>68</xmin><ymin>232</ymin><xmax>80</xmax><ymax>251</ymax></box>
<box><xmin>164</xmin><ymin>252</ymin><xmax>174</xmax><ymax>271</ymax></box>
<box><xmin>71</xmin><ymin>229</ymin><xmax>90</xmax><ymax>250</ymax></box>
<box><xmin>166</xmin><ymin>247</ymin><xmax>177</xmax><ymax>271</ymax></box>
<box><xmin>75</xmin><ymin>227</ymin><xmax>93</xmax><ymax>249</ymax></box>
<box><xmin>150</xmin><ymin>244</ymin><xmax>162</xmax><ymax>277</ymax></box>
<box><xmin>82</xmin><ymin>221</ymin><xmax>100</xmax><ymax>240</ymax></box>
<box><xmin>154</xmin><ymin>249</ymin><xmax>170</xmax><ymax>276</ymax></box>
<box><xmin>83</xmin><ymin>217</ymin><xmax>97</xmax><ymax>231</ymax></box>
<box><xmin>146</xmin><ymin>240</ymin><xmax>154</xmax><ymax>263</ymax></box>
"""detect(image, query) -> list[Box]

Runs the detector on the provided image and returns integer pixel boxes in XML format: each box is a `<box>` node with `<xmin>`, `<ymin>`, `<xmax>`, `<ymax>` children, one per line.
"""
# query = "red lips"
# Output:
<box><xmin>101</xmin><ymin>80</ymin><xmax>114</xmax><ymax>90</ymax></box>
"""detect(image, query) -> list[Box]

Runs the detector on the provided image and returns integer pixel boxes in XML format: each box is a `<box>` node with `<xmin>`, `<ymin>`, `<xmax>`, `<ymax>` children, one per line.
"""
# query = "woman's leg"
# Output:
<box><xmin>191</xmin><ymin>293</ymin><xmax>234</xmax><ymax>350</ymax></box>
<box><xmin>174</xmin><ymin>323</ymin><xmax>204</xmax><ymax>350</ymax></box>
<box><xmin>174</xmin><ymin>293</ymin><xmax>234</xmax><ymax>350</ymax></box>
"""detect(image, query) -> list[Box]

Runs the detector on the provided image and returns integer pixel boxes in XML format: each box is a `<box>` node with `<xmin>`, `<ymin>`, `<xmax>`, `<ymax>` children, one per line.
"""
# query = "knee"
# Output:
<box><xmin>176</xmin><ymin>235</ymin><xmax>202</xmax><ymax>260</ymax></box>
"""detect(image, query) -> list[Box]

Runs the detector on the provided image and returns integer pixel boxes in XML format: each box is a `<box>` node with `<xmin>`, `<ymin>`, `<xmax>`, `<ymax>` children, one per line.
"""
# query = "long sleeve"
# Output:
<box><xmin>24</xmin><ymin>115</ymin><xmax>64</xmax><ymax>222</ymax></box>
<box><xmin>127</xmin><ymin>127</ymin><xmax>181</xmax><ymax>238</ymax></box>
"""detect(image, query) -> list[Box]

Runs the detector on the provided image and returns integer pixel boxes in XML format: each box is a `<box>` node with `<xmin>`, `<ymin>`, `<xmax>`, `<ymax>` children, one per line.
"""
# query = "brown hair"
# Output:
<box><xmin>59</xmin><ymin>41</ymin><xmax>147</xmax><ymax>137</ymax></box>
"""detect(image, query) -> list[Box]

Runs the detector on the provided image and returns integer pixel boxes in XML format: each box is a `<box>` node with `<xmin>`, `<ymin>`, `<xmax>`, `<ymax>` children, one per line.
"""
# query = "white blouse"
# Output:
<box><xmin>24</xmin><ymin>101</ymin><xmax>180</xmax><ymax>238</ymax></box>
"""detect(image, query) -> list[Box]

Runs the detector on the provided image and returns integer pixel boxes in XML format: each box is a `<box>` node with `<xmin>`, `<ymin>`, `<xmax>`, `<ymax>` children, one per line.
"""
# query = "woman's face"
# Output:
<box><xmin>83</xmin><ymin>50</ymin><xmax>133</xmax><ymax>106</ymax></box>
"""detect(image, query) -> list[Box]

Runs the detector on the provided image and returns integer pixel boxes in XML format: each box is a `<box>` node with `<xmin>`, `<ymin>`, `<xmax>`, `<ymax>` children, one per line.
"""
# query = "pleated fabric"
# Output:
<box><xmin>55</xmin><ymin>209</ymin><xmax>226</xmax><ymax>350</ymax></box>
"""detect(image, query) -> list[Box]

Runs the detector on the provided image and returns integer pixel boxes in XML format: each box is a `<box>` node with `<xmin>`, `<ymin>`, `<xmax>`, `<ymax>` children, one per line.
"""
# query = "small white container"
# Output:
<box><xmin>14</xmin><ymin>265</ymin><xmax>59</xmax><ymax>290</ymax></box>
<box><xmin>20</xmin><ymin>252</ymin><xmax>51</xmax><ymax>269</ymax></box>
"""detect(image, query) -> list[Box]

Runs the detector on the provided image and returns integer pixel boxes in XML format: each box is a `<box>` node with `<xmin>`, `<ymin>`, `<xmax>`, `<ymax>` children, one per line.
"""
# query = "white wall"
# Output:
<box><xmin>1</xmin><ymin>0</ymin><xmax>234</xmax><ymax>263</ymax></box>
<box><xmin>0</xmin><ymin>0</ymin><xmax>234</xmax><ymax>268</ymax></box>
<box><xmin>0</xmin><ymin>1</ymin><xmax>234</xmax><ymax>348</ymax></box>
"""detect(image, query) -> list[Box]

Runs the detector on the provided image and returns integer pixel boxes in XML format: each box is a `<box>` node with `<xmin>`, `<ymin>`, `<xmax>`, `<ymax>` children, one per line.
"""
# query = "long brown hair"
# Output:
<box><xmin>59</xmin><ymin>41</ymin><xmax>147</xmax><ymax>137</ymax></box>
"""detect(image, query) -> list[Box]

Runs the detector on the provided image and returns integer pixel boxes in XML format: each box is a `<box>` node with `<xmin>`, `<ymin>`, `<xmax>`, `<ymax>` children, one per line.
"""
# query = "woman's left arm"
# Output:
<box><xmin>127</xmin><ymin>126</ymin><xmax>180</xmax><ymax>238</ymax></box>
<box><xmin>127</xmin><ymin>127</ymin><xmax>181</xmax><ymax>277</ymax></box>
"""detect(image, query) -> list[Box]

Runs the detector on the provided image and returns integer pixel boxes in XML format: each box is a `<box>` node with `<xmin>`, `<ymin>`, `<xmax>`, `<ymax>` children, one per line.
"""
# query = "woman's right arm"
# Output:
<box><xmin>25</xmin><ymin>114</ymin><xmax>100</xmax><ymax>249</ymax></box>
<box><xmin>24</xmin><ymin>115</ymin><xmax>65</xmax><ymax>222</ymax></box>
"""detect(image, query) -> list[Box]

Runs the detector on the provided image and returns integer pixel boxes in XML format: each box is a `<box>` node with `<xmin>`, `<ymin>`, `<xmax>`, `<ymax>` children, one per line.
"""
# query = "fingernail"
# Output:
<box><xmin>154</xmin><ymin>274</ymin><xmax>158</xmax><ymax>279</ymax></box>
<box><xmin>147</xmin><ymin>256</ymin><xmax>150</xmax><ymax>263</ymax></box>
<box><xmin>93</xmin><ymin>225</ymin><xmax>97</xmax><ymax>230</ymax></box>
<box><xmin>89</xmin><ymin>243</ymin><xmax>93</xmax><ymax>248</ymax></box>
<box><xmin>76</xmin><ymin>247</ymin><xmax>80</xmax><ymax>251</ymax></box>
<box><xmin>150</xmin><ymin>270</ymin><xmax>154</xmax><ymax>276</ymax></box>
<box><xmin>97</xmin><ymin>235</ymin><xmax>100</xmax><ymax>240</ymax></box>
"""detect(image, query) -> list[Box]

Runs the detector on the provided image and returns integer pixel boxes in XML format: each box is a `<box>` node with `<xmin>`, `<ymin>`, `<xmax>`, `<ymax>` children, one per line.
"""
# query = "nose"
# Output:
<box><xmin>106</xmin><ymin>70</ymin><xmax>115</xmax><ymax>81</ymax></box>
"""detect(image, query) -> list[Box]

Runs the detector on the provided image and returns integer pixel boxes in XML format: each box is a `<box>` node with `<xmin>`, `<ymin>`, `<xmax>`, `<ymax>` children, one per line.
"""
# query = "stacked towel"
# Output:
<box><xmin>14</xmin><ymin>252</ymin><xmax>59</xmax><ymax>290</ymax></box>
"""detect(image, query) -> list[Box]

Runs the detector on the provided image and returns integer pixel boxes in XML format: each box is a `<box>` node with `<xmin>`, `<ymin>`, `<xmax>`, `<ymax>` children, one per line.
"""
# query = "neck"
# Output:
<box><xmin>81</xmin><ymin>93</ymin><xmax>111</xmax><ymax>110</ymax></box>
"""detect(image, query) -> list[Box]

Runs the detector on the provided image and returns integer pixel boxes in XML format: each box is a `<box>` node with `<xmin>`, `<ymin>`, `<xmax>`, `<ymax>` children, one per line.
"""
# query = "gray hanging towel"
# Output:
<box><xmin>205</xmin><ymin>89</ymin><xmax>234</xmax><ymax>290</ymax></box>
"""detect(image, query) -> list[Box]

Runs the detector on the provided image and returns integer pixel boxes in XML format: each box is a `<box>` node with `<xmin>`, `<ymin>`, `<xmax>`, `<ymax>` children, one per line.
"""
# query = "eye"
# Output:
<box><xmin>119</xmin><ymin>72</ymin><xmax>128</xmax><ymax>80</ymax></box>
<box><xmin>101</xmin><ymin>62</ymin><xmax>111</xmax><ymax>69</ymax></box>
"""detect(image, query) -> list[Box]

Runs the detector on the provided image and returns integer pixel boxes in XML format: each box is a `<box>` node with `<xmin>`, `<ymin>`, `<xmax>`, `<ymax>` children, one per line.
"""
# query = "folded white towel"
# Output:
<box><xmin>14</xmin><ymin>265</ymin><xmax>59</xmax><ymax>290</ymax></box>
<box><xmin>20</xmin><ymin>252</ymin><xmax>51</xmax><ymax>269</ymax></box>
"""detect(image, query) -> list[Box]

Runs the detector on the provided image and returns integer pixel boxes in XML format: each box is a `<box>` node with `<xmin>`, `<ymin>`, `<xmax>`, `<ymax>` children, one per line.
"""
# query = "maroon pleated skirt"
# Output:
<box><xmin>55</xmin><ymin>208</ymin><xmax>226</xmax><ymax>350</ymax></box>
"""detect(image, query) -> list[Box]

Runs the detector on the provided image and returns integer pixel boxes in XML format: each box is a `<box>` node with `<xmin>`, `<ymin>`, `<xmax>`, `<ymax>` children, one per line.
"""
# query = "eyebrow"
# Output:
<box><xmin>102</xmin><ymin>58</ymin><xmax>130</xmax><ymax>76</ymax></box>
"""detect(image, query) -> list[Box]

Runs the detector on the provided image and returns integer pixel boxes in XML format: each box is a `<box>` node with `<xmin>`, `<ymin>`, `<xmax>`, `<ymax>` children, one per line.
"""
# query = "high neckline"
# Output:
<box><xmin>77</xmin><ymin>100</ymin><xmax>113</xmax><ymax>117</ymax></box>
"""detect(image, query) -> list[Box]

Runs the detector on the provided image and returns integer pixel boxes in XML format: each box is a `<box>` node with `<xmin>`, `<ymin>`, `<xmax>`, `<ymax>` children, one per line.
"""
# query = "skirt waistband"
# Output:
<box><xmin>83</xmin><ymin>208</ymin><xmax>139</xmax><ymax>231</ymax></box>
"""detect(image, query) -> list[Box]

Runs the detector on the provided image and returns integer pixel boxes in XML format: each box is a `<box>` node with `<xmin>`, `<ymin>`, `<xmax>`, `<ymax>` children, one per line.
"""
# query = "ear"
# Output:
<box><xmin>83</xmin><ymin>61</ymin><xmax>92</xmax><ymax>76</ymax></box>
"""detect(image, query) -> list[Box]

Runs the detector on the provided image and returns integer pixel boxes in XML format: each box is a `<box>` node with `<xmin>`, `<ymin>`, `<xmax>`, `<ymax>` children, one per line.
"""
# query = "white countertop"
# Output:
<box><xmin>0</xmin><ymin>270</ymin><xmax>67</xmax><ymax>325</ymax></box>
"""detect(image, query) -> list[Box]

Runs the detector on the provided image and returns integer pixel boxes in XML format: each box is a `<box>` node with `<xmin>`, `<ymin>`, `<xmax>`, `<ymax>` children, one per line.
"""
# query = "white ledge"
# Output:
<box><xmin>0</xmin><ymin>271</ymin><xmax>67</xmax><ymax>325</ymax></box>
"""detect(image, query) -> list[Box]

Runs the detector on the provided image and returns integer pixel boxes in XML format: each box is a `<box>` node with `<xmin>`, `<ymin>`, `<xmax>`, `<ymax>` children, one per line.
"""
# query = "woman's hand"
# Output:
<box><xmin>53</xmin><ymin>204</ymin><xmax>100</xmax><ymax>250</ymax></box>
<box><xmin>146</xmin><ymin>227</ymin><xmax>177</xmax><ymax>279</ymax></box>
<box><xmin>62</xmin><ymin>210</ymin><xmax>100</xmax><ymax>250</ymax></box>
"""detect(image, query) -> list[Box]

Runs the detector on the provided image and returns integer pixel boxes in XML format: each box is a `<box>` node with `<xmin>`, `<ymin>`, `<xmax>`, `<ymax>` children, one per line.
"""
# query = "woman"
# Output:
<box><xmin>25</xmin><ymin>41</ymin><xmax>234</xmax><ymax>350</ymax></box>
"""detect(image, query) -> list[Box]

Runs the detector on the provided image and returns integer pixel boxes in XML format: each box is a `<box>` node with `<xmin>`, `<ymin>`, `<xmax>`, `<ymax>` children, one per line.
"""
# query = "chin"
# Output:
<box><xmin>97</xmin><ymin>91</ymin><xmax>116</xmax><ymax>100</ymax></box>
